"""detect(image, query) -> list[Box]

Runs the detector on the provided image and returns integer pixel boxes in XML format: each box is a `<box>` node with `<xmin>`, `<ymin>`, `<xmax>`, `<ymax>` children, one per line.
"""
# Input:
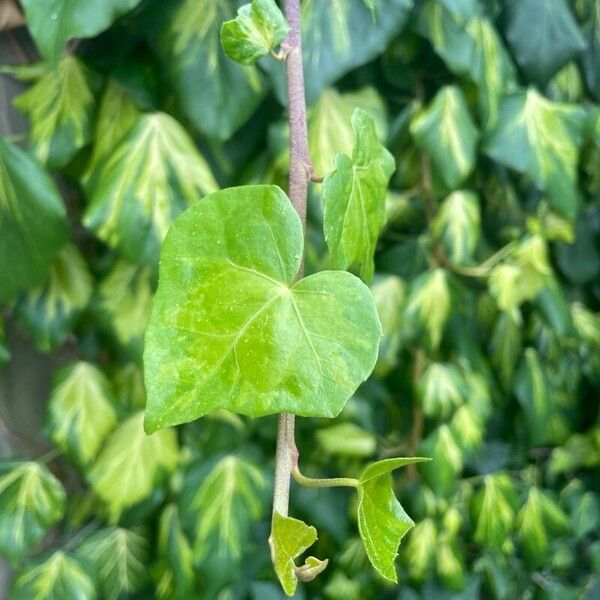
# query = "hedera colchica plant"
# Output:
<box><xmin>142</xmin><ymin>0</ymin><xmax>426</xmax><ymax>593</ymax></box>
<box><xmin>1</xmin><ymin>0</ymin><xmax>600</xmax><ymax>598</ymax></box>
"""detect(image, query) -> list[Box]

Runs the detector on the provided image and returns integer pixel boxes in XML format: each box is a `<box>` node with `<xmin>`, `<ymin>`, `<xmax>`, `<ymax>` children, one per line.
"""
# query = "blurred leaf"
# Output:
<box><xmin>21</xmin><ymin>0</ymin><xmax>144</xmax><ymax>65</ymax></box>
<box><xmin>221</xmin><ymin>0</ymin><xmax>290</xmax><ymax>65</ymax></box>
<box><xmin>404</xmin><ymin>518</ymin><xmax>437</xmax><ymax>581</ymax></box>
<box><xmin>0</xmin><ymin>138</ymin><xmax>69</xmax><ymax>304</ymax></box>
<box><xmin>0</xmin><ymin>461</ymin><xmax>65</xmax><ymax>561</ymax></box>
<box><xmin>504</xmin><ymin>0</ymin><xmax>585</xmax><ymax>86</ymax></box>
<box><xmin>436</xmin><ymin>539</ymin><xmax>465</xmax><ymax>591</ymax></box>
<box><xmin>14</xmin><ymin>56</ymin><xmax>99</xmax><ymax>168</ymax></box>
<box><xmin>143</xmin><ymin>185</ymin><xmax>381</xmax><ymax>431</ymax></box>
<box><xmin>0</xmin><ymin>316</ymin><xmax>10</xmax><ymax>366</ymax></box>
<box><xmin>410</xmin><ymin>86</ymin><xmax>479</xmax><ymax>189</ymax></box>
<box><xmin>84</xmin><ymin>112</ymin><xmax>219</xmax><ymax>266</ymax></box>
<box><xmin>10</xmin><ymin>552</ymin><xmax>95</xmax><ymax>600</ymax></box>
<box><xmin>15</xmin><ymin>244</ymin><xmax>92</xmax><ymax>352</ymax></box>
<box><xmin>432</xmin><ymin>191</ymin><xmax>480</xmax><ymax>266</ymax></box>
<box><xmin>357</xmin><ymin>457</ymin><xmax>427</xmax><ymax>581</ymax></box>
<box><xmin>417</xmin><ymin>362</ymin><xmax>467</xmax><ymax>419</ymax></box>
<box><xmin>489</xmin><ymin>310</ymin><xmax>522</xmax><ymax>390</ymax></box>
<box><xmin>579</xmin><ymin>0</ymin><xmax>600</xmax><ymax>100</ymax></box>
<box><xmin>46</xmin><ymin>362</ymin><xmax>117</xmax><ymax>467</ymax></box>
<box><xmin>89</xmin><ymin>412</ymin><xmax>179</xmax><ymax>521</ymax></box>
<box><xmin>419</xmin><ymin>425</ymin><xmax>463</xmax><ymax>496</ymax></box>
<box><xmin>76</xmin><ymin>527</ymin><xmax>149</xmax><ymax>600</ymax></box>
<box><xmin>483</xmin><ymin>89</ymin><xmax>585</xmax><ymax>220</ymax></box>
<box><xmin>315</xmin><ymin>422</ymin><xmax>377</xmax><ymax>457</ymax></box>
<box><xmin>323</xmin><ymin>108</ymin><xmax>395</xmax><ymax>281</ymax></box>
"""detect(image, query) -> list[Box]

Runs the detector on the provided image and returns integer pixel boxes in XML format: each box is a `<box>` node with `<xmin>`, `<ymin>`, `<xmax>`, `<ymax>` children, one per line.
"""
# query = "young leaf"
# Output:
<box><xmin>265</xmin><ymin>0</ymin><xmax>413</xmax><ymax>104</ymax></box>
<box><xmin>88</xmin><ymin>412</ymin><xmax>179</xmax><ymax>521</ymax></box>
<box><xmin>431</xmin><ymin>191</ymin><xmax>480</xmax><ymax>266</ymax></box>
<box><xmin>417</xmin><ymin>362</ymin><xmax>467</xmax><ymax>419</ymax></box>
<box><xmin>0</xmin><ymin>461</ymin><xmax>65</xmax><ymax>560</ymax></box>
<box><xmin>20</xmin><ymin>0</ymin><xmax>144</xmax><ymax>65</ymax></box>
<box><xmin>504</xmin><ymin>0</ymin><xmax>585</xmax><ymax>86</ymax></box>
<box><xmin>269</xmin><ymin>512</ymin><xmax>324</xmax><ymax>596</ymax></box>
<box><xmin>410</xmin><ymin>86</ymin><xmax>479</xmax><ymax>189</ymax></box>
<box><xmin>14</xmin><ymin>244</ymin><xmax>93</xmax><ymax>353</ymax></box>
<box><xmin>84</xmin><ymin>112</ymin><xmax>219</xmax><ymax>266</ymax></box>
<box><xmin>181</xmin><ymin>455</ymin><xmax>268</xmax><ymax>564</ymax></box>
<box><xmin>75</xmin><ymin>527</ymin><xmax>149</xmax><ymax>600</ymax></box>
<box><xmin>10</xmin><ymin>551</ymin><xmax>95</xmax><ymax>600</ymax></box>
<box><xmin>0</xmin><ymin>139</ymin><xmax>69</xmax><ymax>303</ymax></box>
<box><xmin>483</xmin><ymin>89</ymin><xmax>585</xmax><ymax>220</ymax></box>
<box><xmin>143</xmin><ymin>185</ymin><xmax>381</xmax><ymax>432</ymax></box>
<box><xmin>357</xmin><ymin>457</ymin><xmax>429</xmax><ymax>582</ymax></box>
<box><xmin>13</xmin><ymin>56</ymin><xmax>99</xmax><ymax>168</ymax></box>
<box><xmin>323</xmin><ymin>108</ymin><xmax>395</xmax><ymax>282</ymax></box>
<box><xmin>144</xmin><ymin>0</ymin><xmax>267</xmax><ymax>140</ymax></box>
<box><xmin>46</xmin><ymin>362</ymin><xmax>117</xmax><ymax>467</ymax></box>
<box><xmin>221</xmin><ymin>0</ymin><xmax>290</xmax><ymax>65</ymax></box>
<box><xmin>309</xmin><ymin>87</ymin><xmax>388</xmax><ymax>178</ymax></box>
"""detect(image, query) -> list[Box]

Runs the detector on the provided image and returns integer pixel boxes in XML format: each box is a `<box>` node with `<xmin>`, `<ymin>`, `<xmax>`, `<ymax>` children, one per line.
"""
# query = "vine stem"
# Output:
<box><xmin>272</xmin><ymin>0</ymin><xmax>312</xmax><ymax>519</ymax></box>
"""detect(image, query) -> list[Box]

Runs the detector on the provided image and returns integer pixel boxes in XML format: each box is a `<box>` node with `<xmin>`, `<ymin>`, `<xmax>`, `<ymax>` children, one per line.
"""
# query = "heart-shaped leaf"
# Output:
<box><xmin>357</xmin><ymin>457</ymin><xmax>429</xmax><ymax>581</ymax></box>
<box><xmin>143</xmin><ymin>185</ymin><xmax>381</xmax><ymax>432</ymax></box>
<box><xmin>221</xmin><ymin>0</ymin><xmax>290</xmax><ymax>66</ymax></box>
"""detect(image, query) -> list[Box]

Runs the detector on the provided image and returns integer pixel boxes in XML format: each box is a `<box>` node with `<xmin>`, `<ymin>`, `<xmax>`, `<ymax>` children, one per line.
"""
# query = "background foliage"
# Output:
<box><xmin>1</xmin><ymin>0</ymin><xmax>599</xmax><ymax>598</ymax></box>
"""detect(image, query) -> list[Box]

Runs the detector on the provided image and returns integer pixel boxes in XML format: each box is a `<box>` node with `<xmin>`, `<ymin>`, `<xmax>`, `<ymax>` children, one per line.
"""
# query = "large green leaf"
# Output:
<box><xmin>410</xmin><ymin>85</ymin><xmax>479</xmax><ymax>189</ymax></box>
<box><xmin>88</xmin><ymin>411</ymin><xmax>179</xmax><ymax>521</ymax></box>
<box><xmin>323</xmin><ymin>108</ymin><xmax>395</xmax><ymax>282</ymax></box>
<box><xmin>146</xmin><ymin>0</ymin><xmax>266</xmax><ymax>140</ymax></box>
<box><xmin>416</xmin><ymin>0</ymin><xmax>516</xmax><ymax>128</ymax></box>
<box><xmin>265</xmin><ymin>0</ymin><xmax>413</xmax><ymax>104</ymax></box>
<box><xmin>504</xmin><ymin>0</ymin><xmax>585</xmax><ymax>86</ymax></box>
<box><xmin>14</xmin><ymin>244</ymin><xmax>92</xmax><ymax>352</ymax></box>
<box><xmin>431</xmin><ymin>191</ymin><xmax>480</xmax><ymax>266</ymax></box>
<box><xmin>83</xmin><ymin>112</ymin><xmax>218</xmax><ymax>266</ymax></box>
<box><xmin>0</xmin><ymin>139</ymin><xmax>69</xmax><ymax>304</ymax></box>
<box><xmin>270</xmin><ymin>512</ymin><xmax>325</xmax><ymax>597</ymax></box>
<box><xmin>13</xmin><ymin>56</ymin><xmax>99</xmax><ymax>168</ymax></box>
<box><xmin>144</xmin><ymin>185</ymin><xmax>381</xmax><ymax>432</ymax></box>
<box><xmin>180</xmin><ymin>455</ymin><xmax>267</xmax><ymax>564</ymax></box>
<box><xmin>357</xmin><ymin>458</ymin><xmax>428</xmax><ymax>582</ymax></box>
<box><xmin>221</xmin><ymin>0</ymin><xmax>290</xmax><ymax>65</ymax></box>
<box><xmin>0</xmin><ymin>461</ymin><xmax>65</xmax><ymax>560</ymax></box>
<box><xmin>75</xmin><ymin>527</ymin><xmax>149</xmax><ymax>600</ymax></box>
<box><xmin>483</xmin><ymin>89</ymin><xmax>585</xmax><ymax>220</ymax></box>
<box><xmin>46</xmin><ymin>362</ymin><xmax>117</xmax><ymax>467</ymax></box>
<box><xmin>21</xmin><ymin>0</ymin><xmax>144</xmax><ymax>65</ymax></box>
<box><xmin>10</xmin><ymin>552</ymin><xmax>95</xmax><ymax>600</ymax></box>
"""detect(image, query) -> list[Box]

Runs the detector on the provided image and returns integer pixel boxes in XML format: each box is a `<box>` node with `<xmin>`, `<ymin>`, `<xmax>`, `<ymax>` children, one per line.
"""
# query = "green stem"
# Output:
<box><xmin>292</xmin><ymin>467</ymin><xmax>359</xmax><ymax>489</ymax></box>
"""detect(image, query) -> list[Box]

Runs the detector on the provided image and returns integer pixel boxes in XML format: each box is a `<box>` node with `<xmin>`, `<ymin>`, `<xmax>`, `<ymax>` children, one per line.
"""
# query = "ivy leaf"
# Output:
<box><xmin>514</xmin><ymin>348</ymin><xmax>553</xmax><ymax>446</ymax></box>
<box><xmin>88</xmin><ymin>411</ymin><xmax>179</xmax><ymax>521</ymax></box>
<box><xmin>309</xmin><ymin>87</ymin><xmax>388</xmax><ymax>178</ymax></box>
<box><xmin>404</xmin><ymin>268</ymin><xmax>451</xmax><ymax>350</ymax></box>
<box><xmin>143</xmin><ymin>185</ymin><xmax>381</xmax><ymax>432</ymax></box>
<box><xmin>145</xmin><ymin>0</ymin><xmax>266</xmax><ymax>140</ymax></box>
<box><xmin>46</xmin><ymin>362</ymin><xmax>117</xmax><ymax>467</ymax></box>
<box><xmin>94</xmin><ymin>260</ymin><xmax>153</xmax><ymax>358</ymax></box>
<box><xmin>269</xmin><ymin>512</ymin><xmax>325</xmax><ymax>596</ymax></box>
<box><xmin>221</xmin><ymin>0</ymin><xmax>290</xmax><ymax>65</ymax></box>
<box><xmin>180</xmin><ymin>455</ymin><xmax>268</xmax><ymax>564</ymax></box>
<box><xmin>417</xmin><ymin>362</ymin><xmax>467</xmax><ymax>419</ymax></box>
<box><xmin>20</xmin><ymin>0</ymin><xmax>144</xmax><ymax>66</ymax></box>
<box><xmin>483</xmin><ymin>89</ymin><xmax>585</xmax><ymax>220</ymax></box>
<box><xmin>316</xmin><ymin>423</ymin><xmax>377</xmax><ymax>458</ymax></box>
<box><xmin>357</xmin><ymin>457</ymin><xmax>429</xmax><ymax>582</ymax></box>
<box><xmin>0</xmin><ymin>461</ymin><xmax>65</xmax><ymax>560</ymax></box>
<box><xmin>13</xmin><ymin>56</ymin><xmax>99</xmax><ymax>168</ymax></box>
<box><xmin>14</xmin><ymin>244</ymin><xmax>93</xmax><ymax>353</ymax></box>
<box><xmin>84</xmin><ymin>112</ymin><xmax>218</xmax><ymax>266</ymax></box>
<box><xmin>10</xmin><ymin>552</ymin><xmax>95</xmax><ymax>600</ymax></box>
<box><xmin>418</xmin><ymin>425</ymin><xmax>463</xmax><ymax>496</ymax></box>
<box><xmin>404</xmin><ymin>518</ymin><xmax>437</xmax><ymax>581</ymax></box>
<box><xmin>323</xmin><ymin>108</ymin><xmax>395</xmax><ymax>282</ymax></box>
<box><xmin>75</xmin><ymin>527</ymin><xmax>149</xmax><ymax>600</ymax></box>
<box><xmin>431</xmin><ymin>191</ymin><xmax>480</xmax><ymax>266</ymax></box>
<box><xmin>265</xmin><ymin>0</ymin><xmax>413</xmax><ymax>104</ymax></box>
<box><xmin>0</xmin><ymin>139</ymin><xmax>69</xmax><ymax>304</ymax></box>
<box><xmin>410</xmin><ymin>85</ymin><xmax>479</xmax><ymax>189</ymax></box>
<box><xmin>580</xmin><ymin>0</ymin><xmax>600</xmax><ymax>100</ymax></box>
<box><xmin>489</xmin><ymin>310</ymin><xmax>523</xmax><ymax>391</ymax></box>
<box><xmin>470</xmin><ymin>474</ymin><xmax>518</xmax><ymax>551</ymax></box>
<box><xmin>504</xmin><ymin>0</ymin><xmax>585</xmax><ymax>86</ymax></box>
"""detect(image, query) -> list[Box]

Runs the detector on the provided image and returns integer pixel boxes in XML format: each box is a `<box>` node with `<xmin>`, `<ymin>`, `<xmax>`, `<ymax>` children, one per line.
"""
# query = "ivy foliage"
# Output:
<box><xmin>0</xmin><ymin>0</ymin><xmax>599</xmax><ymax>598</ymax></box>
